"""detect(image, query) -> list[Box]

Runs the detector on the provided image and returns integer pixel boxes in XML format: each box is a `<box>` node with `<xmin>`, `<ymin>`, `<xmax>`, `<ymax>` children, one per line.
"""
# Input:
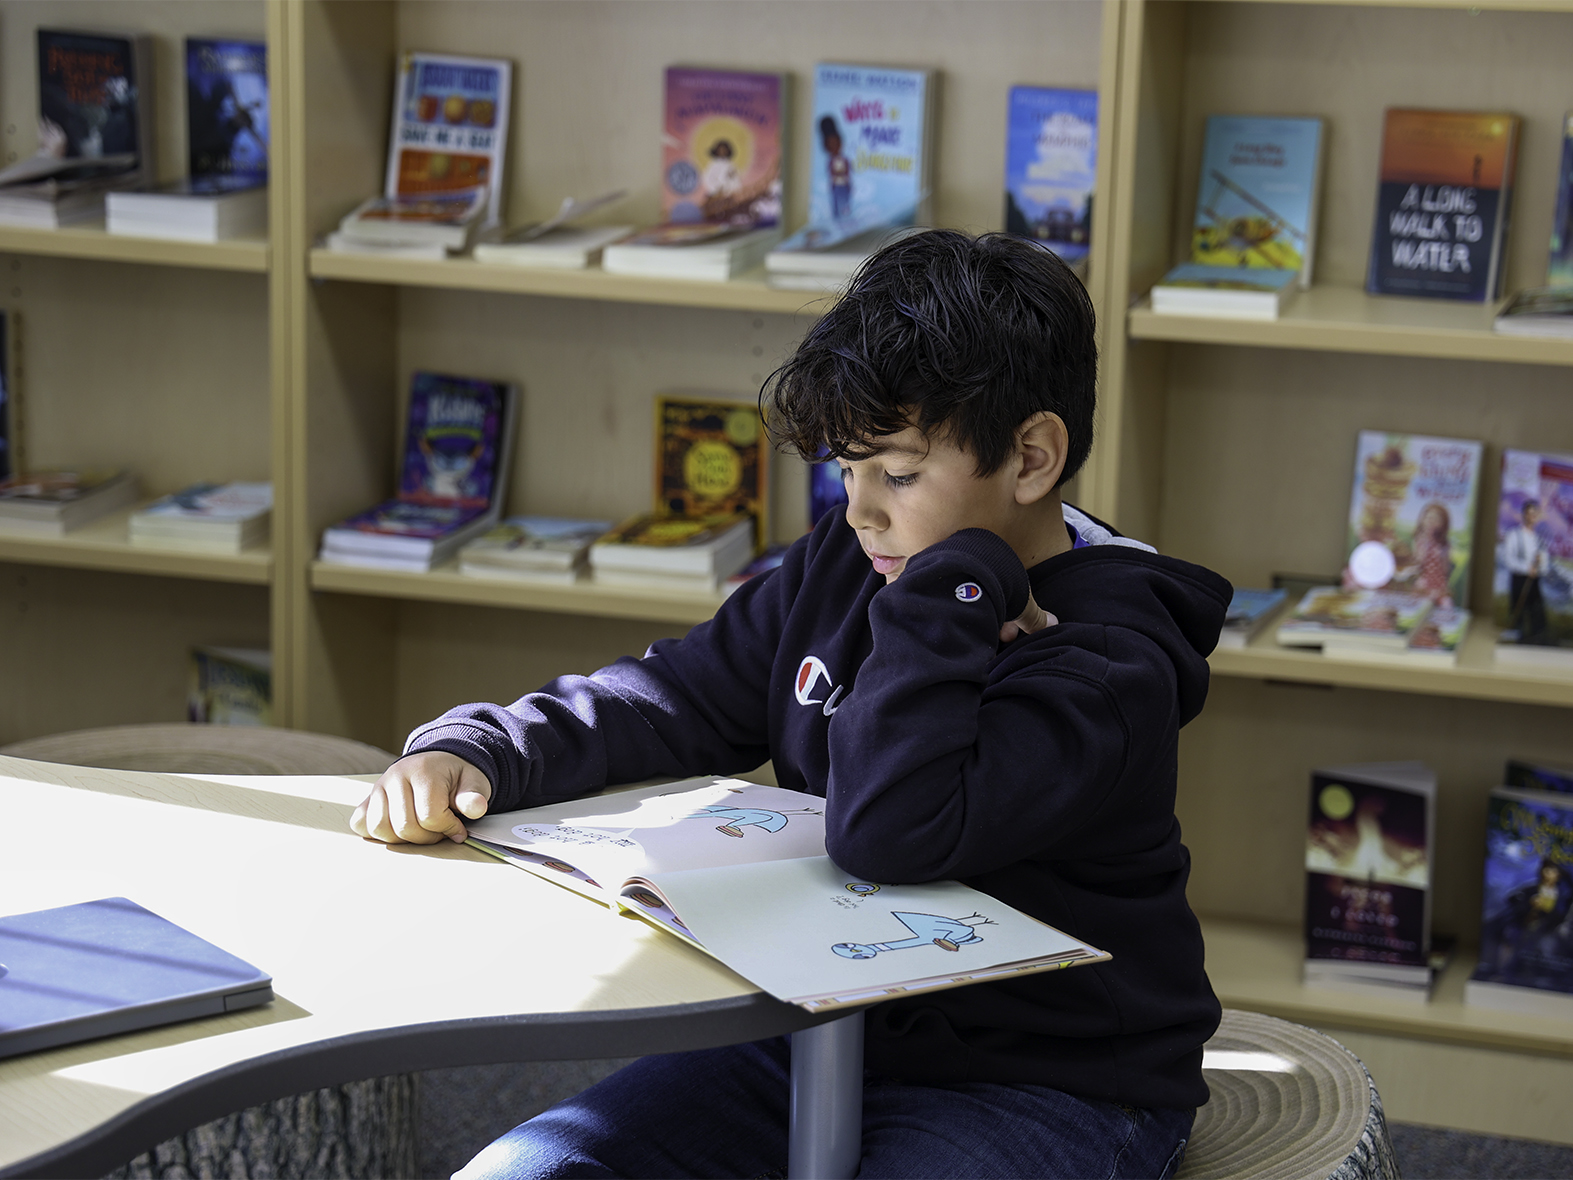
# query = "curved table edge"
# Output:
<box><xmin>5</xmin><ymin>991</ymin><xmax>827</xmax><ymax>1179</ymax></box>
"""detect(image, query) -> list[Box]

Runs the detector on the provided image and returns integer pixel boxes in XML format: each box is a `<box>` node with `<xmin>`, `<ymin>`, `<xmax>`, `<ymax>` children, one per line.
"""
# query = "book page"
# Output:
<box><xmin>638</xmin><ymin>855</ymin><xmax>1107</xmax><ymax>1009</ymax></box>
<box><xmin>464</xmin><ymin>777</ymin><xmax>827</xmax><ymax>888</ymax></box>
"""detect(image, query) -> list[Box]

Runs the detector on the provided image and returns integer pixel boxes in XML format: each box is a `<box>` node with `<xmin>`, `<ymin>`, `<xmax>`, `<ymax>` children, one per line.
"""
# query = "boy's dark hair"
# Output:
<box><xmin>762</xmin><ymin>229</ymin><xmax>1096</xmax><ymax>484</ymax></box>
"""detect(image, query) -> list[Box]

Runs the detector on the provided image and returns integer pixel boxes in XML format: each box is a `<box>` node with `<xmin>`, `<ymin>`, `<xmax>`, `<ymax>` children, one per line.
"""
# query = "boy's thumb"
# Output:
<box><xmin>455</xmin><ymin>789</ymin><xmax>489</xmax><ymax>819</ymax></box>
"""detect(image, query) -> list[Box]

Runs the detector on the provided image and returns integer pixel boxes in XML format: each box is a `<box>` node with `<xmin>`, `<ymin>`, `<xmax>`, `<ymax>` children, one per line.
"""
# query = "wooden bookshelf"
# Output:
<box><xmin>308</xmin><ymin>250</ymin><xmax>831</xmax><ymax>315</ymax></box>
<box><xmin>1128</xmin><ymin>285</ymin><xmax>1573</xmax><ymax>366</ymax></box>
<box><xmin>0</xmin><ymin>225</ymin><xmax>268</xmax><ymax>273</ymax></box>
<box><xmin>0</xmin><ymin>505</ymin><xmax>270</xmax><ymax>585</ymax></box>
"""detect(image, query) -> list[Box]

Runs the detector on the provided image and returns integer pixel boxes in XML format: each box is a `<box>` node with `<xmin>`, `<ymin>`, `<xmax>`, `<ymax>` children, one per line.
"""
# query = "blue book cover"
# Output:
<box><xmin>1191</xmin><ymin>115</ymin><xmax>1323</xmax><ymax>280</ymax></box>
<box><xmin>1472</xmin><ymin>789</ymin><xmax>1573</xmax><ymax>997</ymax></box>
<box><xmin>1003</xmin><ymin>87</ymin><xmax>1097</xmax><ymax>265</ymax></box>
<box><xmin>805</xmin><ymin>63</ymin><xmax>931</xmax><ymax>239</ymax></box>
<box><xmin>1225</xmin><ymin>587</ymin><xmax>1287</xmax><ymax>626</ymax></box>
<box><xmin>398</xmin><ymin>372</ymin><xmax>512</xmax><ymax>509</ymax></box>
<box><xmin>186</xmin><ymin>38</ymin><xmax>268</xmax><ymax>183</ymax></box>
<box><xmin>1549</xmin><ymin>112</ymin><xmax>1573</xmax><ymax>289</ymax></box>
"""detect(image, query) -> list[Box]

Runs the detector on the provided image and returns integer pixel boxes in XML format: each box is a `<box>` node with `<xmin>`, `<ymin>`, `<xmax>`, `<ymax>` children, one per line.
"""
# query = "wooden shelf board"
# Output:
<box><xmin>307</xmin><ymin>248</ymin><xmax>834</xmax><ymax>315</ymax></box>
<box><xmin>1210</xmin><ymin>610</ymin><xmax>1573</xmax><ymax>707</ymax></box>
<box><xmin>0</xmin><ymin>223</ymin><xmax>268</xmax><ymax>272</ymax></box>
<box><xmin>1201</xmin><ymin>915</ymin><xmax>1573</xmax><ymax>1059</ymax></box>
<box><xmin>0</xmin><ymin>506</ymin><xmax>271</xmax><ymax>585</ymax></box>
<box><xmin>309</xmin><ymin>559</ymin><xmax>725</xmax><ymax>625</ymax></box>
<box><xmin>1128</xmin><ymin>285</ymin><xmax>1573</xmax><ymax>367</ymax></box>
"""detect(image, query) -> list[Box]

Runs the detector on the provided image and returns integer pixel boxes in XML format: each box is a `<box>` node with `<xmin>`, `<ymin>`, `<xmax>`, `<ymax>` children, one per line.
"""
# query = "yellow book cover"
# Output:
<box><xmin>654</xmin><ymin>395</ymin><xmax>768</xmax><ymax>534</ymax></box>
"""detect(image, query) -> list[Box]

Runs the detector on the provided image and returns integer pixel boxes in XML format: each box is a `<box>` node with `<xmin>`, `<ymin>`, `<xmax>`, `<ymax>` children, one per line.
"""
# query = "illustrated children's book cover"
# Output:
<box><xmin>1189</xmin><ymin>115</ymin><xmax>1324</xmax><ymax>283</ymax></box>
<box><xmin>1493</xmin><ymin>448</ymin><xmax>1573</xmax><ymax>655</ymax></box>
<box><xmin>1344</xmin><ymin>431</ymin><xmax>1484</xmax><ymax>609</ymax></box>
<box><xmin>1367</xmin><ymin>108</ymin><xmax>1520</xmax><ymax>302</ymax></box>
<box><xmin>399</xmin><ymin>373</ymin><xmax>512</xmax><ymax>509</ymax></box>
<box><xmin>1548</xmin><ymin>112</ymin><xmax>1573</xmax><ymax>290</ymax></box>
<box><xmin>1506</xmin><ymin>759</ymin><xmax>1573</xmax><ymax>795</ymax></box>
<box><xmin>1468</xmin><ymin>786</ymin><xmax>1573</xmax><ymax>1010</ymax></box>
<box><xmin>465</xmin><ymin>776</ymin><xmax>1109</xmax><ymax>1011</ymax></box>
<box><xmin>661</xmin><ymin>68</ymin><xmax>784</xmax><ymax>229</ymax></box>
<box><xmin>797</xmin><ymin>63</ymin><xmax>933</xmax><ymax>247</ymax></box>
<box><xmin>1305</xmin><ymin>763</ymin><xmax>1435</xmax><ymax>970</ymax></box>
<box><xmin>188</xmin><ymin>646</ymin><xmax>271</xmax><ymax>726</ymax></box>
<box><xmin>36</xmin><ymin>29</ymin><xmax>152</xmax><ymax>185</ymax></box>
<box><xmin>384</xmin><ymin>52</ymin><xmax>511</xmax><ymax>228</ymax></box>
<box><xmin>1275</xmin><ymin>586</ymin><xmax>1433</xmax><ymax>649</ymax></box>
<box><xmin>186</xmin><ymin>38</ymin><xmax>267</xmax><ymax>183</ymax></box>
<box><xmin>655</xmin><ymin>396</ymin><xmax>768</xmax><ymax>533</ymax></box>
<box><xmin>1003</xmin><ymin>87</ymin><xmax>1097</xmax><ymax>268</ymax></box>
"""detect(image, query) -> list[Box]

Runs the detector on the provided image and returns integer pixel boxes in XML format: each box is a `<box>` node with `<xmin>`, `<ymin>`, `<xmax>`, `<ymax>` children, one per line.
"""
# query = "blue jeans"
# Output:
<box><xmin>454</xmin><ymin>1036</ymin><xmax>1194</xmax><ymax>1179</ymax></box>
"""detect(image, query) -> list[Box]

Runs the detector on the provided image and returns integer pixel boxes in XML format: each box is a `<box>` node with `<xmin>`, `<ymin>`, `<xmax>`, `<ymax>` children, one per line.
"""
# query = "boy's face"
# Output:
<box><xmin>838</xmin><ymin>425</ymin><xmax>1021</xmax><ymax>583</ymax></box>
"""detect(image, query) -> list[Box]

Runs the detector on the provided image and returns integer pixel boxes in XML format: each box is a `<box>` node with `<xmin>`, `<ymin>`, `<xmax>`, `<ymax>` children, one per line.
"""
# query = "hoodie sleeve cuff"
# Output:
<box><xmin>918</xmin><ymin>528</ymin><xmax>1031</xmax><ymax>621</ymax></box>
<box><xmin>401</xmin><ymin>723</ymin><xmax>506</xmax><ymax>804</ymax></box>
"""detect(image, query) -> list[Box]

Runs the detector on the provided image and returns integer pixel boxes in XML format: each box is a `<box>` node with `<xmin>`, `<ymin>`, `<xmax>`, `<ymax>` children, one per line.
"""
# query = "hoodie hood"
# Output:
<box><xmin>1029</xmin><ymin>506</ymin><xmax>1232</xmax><ymax>726</ymax></box>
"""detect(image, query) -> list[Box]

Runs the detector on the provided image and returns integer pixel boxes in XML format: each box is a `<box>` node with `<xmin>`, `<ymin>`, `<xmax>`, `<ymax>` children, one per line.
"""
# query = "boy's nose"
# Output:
<box><xmin>842</xmin><ymin>483</ymin><xmax>886</xmax><ymax>531</ymax></box>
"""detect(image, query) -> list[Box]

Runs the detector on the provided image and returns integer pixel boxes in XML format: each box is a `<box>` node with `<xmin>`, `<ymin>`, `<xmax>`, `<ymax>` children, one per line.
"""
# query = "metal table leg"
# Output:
<box><xmin>787</xmin><ymin>1009</ymin><xmax>864</xmax><ymax>1180</ymax></box>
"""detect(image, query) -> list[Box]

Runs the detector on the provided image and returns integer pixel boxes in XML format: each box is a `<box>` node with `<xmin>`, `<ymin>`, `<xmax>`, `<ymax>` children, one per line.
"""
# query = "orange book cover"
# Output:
<box><xmin>1368</xmin><ymin>108</ymin><xmax>1519</xmax><ymax>302</ymax></box>
<box><xmin>654</xmin><ymin>396</ymin><xmax>768</xmax><ymax>541</ymax></box>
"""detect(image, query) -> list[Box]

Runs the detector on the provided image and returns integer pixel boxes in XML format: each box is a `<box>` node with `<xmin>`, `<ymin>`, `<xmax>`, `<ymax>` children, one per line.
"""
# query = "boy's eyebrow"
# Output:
<box><xmin>852</xmin><ymin>441</ymin><xmax>929</xmax><ymax>459</ymax></box>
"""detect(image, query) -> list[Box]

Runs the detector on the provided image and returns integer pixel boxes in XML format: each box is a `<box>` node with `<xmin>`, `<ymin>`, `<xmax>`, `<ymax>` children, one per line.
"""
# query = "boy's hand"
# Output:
<box><xmin>351</xmin><ymin>751</ymin><xmax>492</xmax><ymax>845</ymax></box>
<box><xmin>1000</xmin><ymin>591</ymin><xmax>1058</xmax><ymax>643</ymax></box>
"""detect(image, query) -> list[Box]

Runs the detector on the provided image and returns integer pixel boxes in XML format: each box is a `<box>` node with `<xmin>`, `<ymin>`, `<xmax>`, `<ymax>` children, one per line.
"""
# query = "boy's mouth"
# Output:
<box><xmin>867</xmin><ymin>550</ymin><xmax>904</xmax><ymax>576</ymax></box>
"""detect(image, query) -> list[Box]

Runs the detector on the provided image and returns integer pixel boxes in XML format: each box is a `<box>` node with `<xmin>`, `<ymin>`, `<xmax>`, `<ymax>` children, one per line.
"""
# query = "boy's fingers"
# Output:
<box><xmin>414</xmin><ymin>781</ymin><xmax>469</xmax><ymax>843</ymax></box>
<box><xmin>388</xmin><ymin>778</ymin><xmax>446</xmax><ymax>844</ymax></box>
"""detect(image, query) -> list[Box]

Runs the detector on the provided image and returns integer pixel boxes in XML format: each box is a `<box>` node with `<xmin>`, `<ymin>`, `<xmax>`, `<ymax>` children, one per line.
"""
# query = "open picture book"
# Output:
<box><xmin>465</xmin><ymin>777</ymin><xmax>1109</xmax><ymax>1011</ymax></box>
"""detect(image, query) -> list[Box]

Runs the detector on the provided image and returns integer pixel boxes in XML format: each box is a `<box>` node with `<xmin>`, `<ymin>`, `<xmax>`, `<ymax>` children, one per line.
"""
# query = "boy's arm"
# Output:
<box><xmin>821</xmin><ymin>529</ymin><xmax>1185</xmax><ymax>883</ymax></box>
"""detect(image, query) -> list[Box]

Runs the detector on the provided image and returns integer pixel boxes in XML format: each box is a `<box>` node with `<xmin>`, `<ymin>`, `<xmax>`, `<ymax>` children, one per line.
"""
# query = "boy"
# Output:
<box><xmin>353</xmin><ymin>230</ymin><xmax>1229</xmax><ymax>1179</ymax></box>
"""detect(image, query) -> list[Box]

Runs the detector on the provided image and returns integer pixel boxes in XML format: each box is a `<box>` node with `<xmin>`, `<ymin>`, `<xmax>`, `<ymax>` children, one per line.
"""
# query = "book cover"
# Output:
<box><xmin>0</xmin><ymin>311</ymin><xmax>12</xmax><ymax>482</ymax></box>
<box><xmin>185</xmin><ymin>38</ymin><xmax>267</xmax><ymax>184</ymax></box>
<box><xmin>1306</xmin><ymin>765</ymin><xmax>1434</xmax><ymax>969</ymax></box>
<box><xmin>461</xmin><ymin>517</ymin><xmax>612</xmax><ymax>564</ymax></box>
<box><xmin>1277</xmin><ymin>586</ymin><xmax>1433</xmax><ymax>647</ymax></box>
<box><xmin>465</xmin><ymin>776</ymin><xmax>1108</xmax><ymax>1011</ymax></box>
<box><xmin>807</xmin><ymin>63</ymin><xmax>931</xmax><ymax>236</ymax></box>
<box><xmin>332</xmin><ymin>499</ymin><xmax>489</xmax><ymax>540</ymax></box>
<box><xmin>662</xmin><ymin>67</ymin><xmax>784</xmax><ymax>229</ymax></box>
<box><xmin>1367</xmin><ymin>108</ymin><xmax>1519</xmax><ymax>302</ymax></box>
<box><xmin>1345</xmin><ymin>431</ymin><xmax>1484</xmax><ymax>609</ymax></box>
<box><xmin>136</xmin><ymin>482</ymin><xmax>272</xmax><ymax>521</ymax></box>
<box><xmin>36</xmin><ymin>30</ymin><xmax>147</xmax><ymax>181</ymax></box>
<box><xmin>1493</xmin><ymin>448</ymin><xmax>1573</xmax><ymax>652</ymax></box>
<box><xmin>1471</xmin><ymin>787</ymin><xmax>1573</xmax><ymax>998</ymax></box>
<box><xmin>399</xmin><ymin>373</ymin><xmax>512</xmax><ymax>509</ymax></box>
<box><xmin>0</xmin><ymin>469</ymin><xmax>124</xmax><ymax>504</ymax></box>
<box><xmin>595</xmin><ymin>512</ymin><xmax>748</xmax><ymax>550</ymax></box>
<box><xmin>1190</xmin><ymin>115</ymin><xmax>1324</xmax><ymax>281</ymax></box>
<box><xmin>1506</xmin><ymin>759</ymin><xmax>1573</xmax><ymax>795</ymax></box>
<box><xmin>655</xmin><ymin>396</ymin><xmax>768</xmax><ymax>530</ymax></box>
<box><xmin>1003</xmin><ymin>86</ymin><xmax>1097</xmax><ymax>266</ymax></box>
<box><xmin>1549</xmin><ymin>112</ymin><xmax>1573</xmax><ymax>290</ymax></box>
<box><xmin>188</xmin><ymin>646</ymin><xmax>271</xmax><ymax>726</ymax></box>
<box><xmin>385</xmin><ymin>52</ymin><xmax>511</xmax><ymax>228</ymax></box>
<box><xmin>1404</xmin><ymin>605</ymin><xmax>1469</xmax><ymax>659</ymax></box>
<box><xmin>809</xmin><ymin>457</ymin><xmax>848</xmax><ymax>526</ymax></box>
<box><xmin>1153</xmin><ymin>263</ymin><xmax>1298</xmax><ymax>294</ymax></box>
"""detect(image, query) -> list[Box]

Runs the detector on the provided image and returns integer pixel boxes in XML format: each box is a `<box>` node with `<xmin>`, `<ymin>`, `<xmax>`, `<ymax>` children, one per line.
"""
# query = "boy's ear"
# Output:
<box><xmin>1013</xmin><ymin>411</ymin><xmax>1069</xmax><ymax>505</ymax></box>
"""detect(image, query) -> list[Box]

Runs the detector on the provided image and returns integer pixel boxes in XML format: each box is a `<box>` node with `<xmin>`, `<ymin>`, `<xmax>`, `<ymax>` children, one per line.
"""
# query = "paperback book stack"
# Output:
<box><xmin>589</xmin><ymin>395</ymin><xmax>767</xmax><ymax>593</ymax></box>
<box><xmin>108</xmin><ymin>39</ymin><xmax>268</xmax><ymax>242</ymax></box>
<box><xmin>1493</xmin><ymin>448</ymin><xmax>1573</xmax><ymax>669</ymax></box>
<box><xmin>319</xmin><ymin>372</ymin><xmax>517</xmax><ymax>571</ymax></box>
<box><xmin>473</xmin><ymin>191</ymin><xmax>632</xmax><ymax>270</ymax></box>
<box><xmin>1304</xmin><ymin>761</ymin><xmax>1438</xmax><ymax>1002</ymax></box>
<box><xmin>1216</xmin><ymin>587</ymin><xmax>1287</xmax><ymax>649</ymax></box>
<box><xmin>0</xmin><ymin>469</ymin><xmax>136</xmax><ymax>536</ymax></box>
<box><xmin>603</xmin><ymin>67</ymin><xmax>786</xmax><ymax>282</ymax></box>
<box><xmin>766</xmin><ymin>63</ymin><xmax>935</xmax><ymax>291</ymax></box>
<box><xmin>0</xmin><ymin>30</ymin><xmax>154</xmax><ymax>229</ymax></box>
<box><xmin>1151</xmin><ymin>115</ymin><xmax>1324</xmax><ymax>319</ymax></box>
<box><xmin>458</xmin><ymin>516</ymin><xmax>612</xmax><ymax>584</ymax></box>
<box><xmin>330</xmin><ymin>52</ymin><xmax>511</xmax><ymax>259</ymax></box>
<box><xmin>1466</xmin><ymin>760</ymin><xmax>1573</xmax><ymax>1018</ymax></box>
<box><xmin>128</xmin><ymin>482</ymin><xmax>272</xmax><ymax>553</ymax></box>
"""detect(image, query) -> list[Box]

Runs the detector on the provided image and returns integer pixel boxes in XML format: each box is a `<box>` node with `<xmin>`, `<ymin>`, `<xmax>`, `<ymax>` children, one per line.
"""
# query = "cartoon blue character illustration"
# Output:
<box><xmin>685</xmin><ymin>804</ymin><xmax>818</xmax><ymax>838</ymax></box>
<box><xmin>832</xmin><ymin>912</ymin><xmax>996</xmax><ymax>959</ymax></box>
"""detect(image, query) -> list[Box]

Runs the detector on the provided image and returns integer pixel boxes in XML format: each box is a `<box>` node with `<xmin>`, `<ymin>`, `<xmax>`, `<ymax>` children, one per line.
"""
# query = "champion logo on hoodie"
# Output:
<box><xmin>794</xmin><ymin>655</ymin><xmax>845</xmax><ymax>716</ymax></box>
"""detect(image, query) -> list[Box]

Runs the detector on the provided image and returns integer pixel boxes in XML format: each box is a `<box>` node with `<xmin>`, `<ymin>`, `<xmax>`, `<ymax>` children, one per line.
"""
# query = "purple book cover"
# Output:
<box><xmin>1472</xmin><ymin>789</ymin><xmax>1573</xmax><ymax>996</ymax></box>
<box><xmin>662</xmin><ymin>67</ymin><xmax>783</xmax><ymax>228</ymax></box>
<box><xmin>336</xmin><ymin>499</ymin><xmax>487</xmax><ymax>539</ymax></box>
<box><xmin>398</xmin><ymin>372</ymin><xmax>509</xmax><ymax>509</ymax></box>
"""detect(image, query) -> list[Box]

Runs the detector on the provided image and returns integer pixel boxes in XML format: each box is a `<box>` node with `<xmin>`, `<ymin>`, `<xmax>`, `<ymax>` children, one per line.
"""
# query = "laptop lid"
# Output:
<box><xmin>0</xmin><ymin>896</ymin><xmax>273</xmax><ymax>1059</ymax></box>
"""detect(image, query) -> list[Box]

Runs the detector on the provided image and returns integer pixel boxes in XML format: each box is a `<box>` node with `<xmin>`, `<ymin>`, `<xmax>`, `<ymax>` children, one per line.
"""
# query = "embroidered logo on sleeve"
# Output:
<box><xmin>794</xmin><ymin>655</ymin><xmax>845</xmax><ymax>716</ymax></box>
<box><xmin>954</xmin><ymin>582</ymin><xmax>983</xmax><ymax>602</ymax></box>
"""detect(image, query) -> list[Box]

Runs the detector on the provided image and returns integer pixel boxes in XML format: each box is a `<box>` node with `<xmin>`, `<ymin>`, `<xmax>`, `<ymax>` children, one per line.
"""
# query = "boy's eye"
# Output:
<box><xmin>884</xmin><ymin>471</ymin><xmax>918</xmax><ymax>489</ymax></box>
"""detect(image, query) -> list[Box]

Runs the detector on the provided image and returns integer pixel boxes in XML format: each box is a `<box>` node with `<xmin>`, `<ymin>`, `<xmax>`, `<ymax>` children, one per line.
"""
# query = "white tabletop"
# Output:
<box><xmin>0</xmin><ymin>755</ymin><xmax>817</xmax><ymax>1177</ymax></box>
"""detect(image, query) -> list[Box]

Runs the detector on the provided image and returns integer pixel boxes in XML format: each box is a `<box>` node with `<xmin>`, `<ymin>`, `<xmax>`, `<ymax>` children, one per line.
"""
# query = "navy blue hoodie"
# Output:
<box><xmin>407</xmin><ymin>504</ymin><xmax>1231</xmax><ymax>1110</ymax></box>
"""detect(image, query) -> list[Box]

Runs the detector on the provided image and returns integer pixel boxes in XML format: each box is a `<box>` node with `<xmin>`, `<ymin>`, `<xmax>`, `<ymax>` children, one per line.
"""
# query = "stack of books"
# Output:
<box><xmin>589</xmin><ymin>513</ymin><xmax>754</xmax><ymax>593</ymax></box>
<box><xmin>1215</xmin><ymin>587</ymin><xmax>1287</xmax><ymax>649</ymax></box>
<box><xmin>107</xmin><ymin>39</ymin><xmax>268</xmax><ymax>242</ymax></box>
<box><xmin>0</xmin><ymin>470</ymin><xmax>137</xmax><ymax>536</ymax></box>
<box><xmin>765</xmin><ymin>63</ymin><xmax>934</xmax><ymax>290</ymax></box>
<box><xmin>128</xmin><ymin>482</ymin><xmax>272</xmax><ymax>553</ymax></box>
<box><xmin>328</xmin><ymin>51</ymin><xmax>511</xmax><ymax>259</ymax></box>
<box><xmin>602</xmin><ymin>67</ymin><xmax>785</xmax><ymax>282</ymax></box>
<box><xmin>457</xmin><ymin>516</ymin><xmax>611</xmax><ymax>583</ymax></box>
<box><xmin>319</xmin><ymin>372</ymin><xmax>517</xmax><ymax>571</ymax></box>
<box><xmin>1304</xmin><ymin>761</ymin><xmax>1439</xmax><ymax>1003</ymax></box>
<box><xmin>1151</xmin><ymin>115</ymin><xmax>1324</xmax><ymax>319</ymax></box>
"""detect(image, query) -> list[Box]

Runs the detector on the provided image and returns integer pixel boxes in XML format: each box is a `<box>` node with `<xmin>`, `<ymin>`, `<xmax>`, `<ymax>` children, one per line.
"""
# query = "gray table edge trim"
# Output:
<box><xmin>5</xmin><ymin>992</ymin><xmax>831</xmax><ymax>1179</ymax></box>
